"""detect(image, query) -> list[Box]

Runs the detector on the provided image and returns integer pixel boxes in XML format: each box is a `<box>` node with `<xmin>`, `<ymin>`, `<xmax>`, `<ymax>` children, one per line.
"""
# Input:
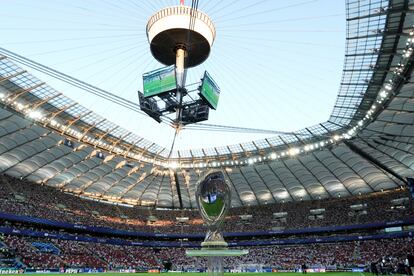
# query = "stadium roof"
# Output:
<box><xmin>0</xmin><ymin>0</ymin><xmax>413</xmax><ymax>208</ymax></box>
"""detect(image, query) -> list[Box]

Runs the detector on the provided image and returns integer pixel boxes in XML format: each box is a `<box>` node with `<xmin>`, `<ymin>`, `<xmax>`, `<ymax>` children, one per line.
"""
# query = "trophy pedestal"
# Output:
<box><xmin>186</xmin><ymin>248</ymin><xmax>249</xmax><ymax>257</ymax></box>
<box><xmin>186</xmin><ymin>247</ymin><xmax>249</xmax><ymax>276</ymax></box>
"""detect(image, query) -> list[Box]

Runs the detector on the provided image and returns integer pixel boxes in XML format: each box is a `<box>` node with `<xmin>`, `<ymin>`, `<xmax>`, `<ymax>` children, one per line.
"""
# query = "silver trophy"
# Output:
<box><xmin>187</xmin><ymin>170</ymin><xmax>248</xmax><ymax>276</ymax></box>
<box><xmin>196</xmin><ymin>170</ymin><xmax>230</xmax><ymax>248</ymax></box>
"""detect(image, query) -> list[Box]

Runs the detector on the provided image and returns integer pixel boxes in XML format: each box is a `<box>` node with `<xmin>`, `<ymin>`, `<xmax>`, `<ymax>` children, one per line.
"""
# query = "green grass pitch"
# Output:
<box><xmin>12</xmin><ymin>273</ymin><xmax>369</xmax><ymax>276</ymax></box>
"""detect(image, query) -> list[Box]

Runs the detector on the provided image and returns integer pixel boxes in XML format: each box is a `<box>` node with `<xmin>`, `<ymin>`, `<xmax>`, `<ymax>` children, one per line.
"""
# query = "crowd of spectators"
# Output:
<box><xmin>2</xmin><ymin>234</ymin><xmax>414</xmax><ymax>271</ymax></box>
<box><xmin>5</xmin><ymin>235</ymin><xmax>63</xmax><ymax>269</ymax></box>
<box><xmin>3</xmin><ymin>235</ymin><xmax>161</xmax><ymax>270</ymax></box>
<box><xmin>0</xmin><ymin>174</ymin><xmax>412</xmax><ymax>234</ymax></box>
<box><xmin>0</xmin><ymin>173</ymin><xmax>413</xmax><ymax>272</ymax></box>
<box><xmin>227</xmin><ymin>190</ymin><xmax>414</xmax><ymax>231</ymax></box>
<box><xmin>159</xmin><ymin>238</ymin><xmax>414</xmax><ymax>271</ymax></box>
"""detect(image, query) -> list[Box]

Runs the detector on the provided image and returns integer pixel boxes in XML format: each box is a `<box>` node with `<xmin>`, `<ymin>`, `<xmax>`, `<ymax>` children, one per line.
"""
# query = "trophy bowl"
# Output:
<box><xmin>195</xmin><ymin>170</ymin><xmax>230</xmax><ymax>247</ymax></box>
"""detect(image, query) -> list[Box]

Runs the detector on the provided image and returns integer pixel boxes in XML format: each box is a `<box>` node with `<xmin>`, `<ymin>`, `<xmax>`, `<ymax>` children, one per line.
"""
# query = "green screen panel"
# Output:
<box><xmin>143</xmin><ymin>65</ymin><xmax>176</xmax><ymax>97</ymax></box>
<box><xmin>199</xmin><ymin>71</ymin><xmax>220</xmax><ymax>110</ymax></box>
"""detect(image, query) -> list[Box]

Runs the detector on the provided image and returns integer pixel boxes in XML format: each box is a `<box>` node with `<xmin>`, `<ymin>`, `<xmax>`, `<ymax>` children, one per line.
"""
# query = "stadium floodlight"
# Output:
<box><xmin>15</xmin><ymin>102</ymin><xmax>24</xmax><ymax>110</ymax></box>
<box><xmin>289</xmin><ymin>148</ymin><xmax>300</xmax><ymax>156</ymax></box>
<box><xmin>176</xmin><ymin>217</ymin><xmax>189</xmax><ymax>223</ymax></box>
<box><xmin>28</xmin><ymin>110</ymin><xmax>43</xmax><ymax>120</ymax></box>
<box><xmin>167</xmin><ymin>161</ymin><xmax>179</xmax><ymax>169</ymax></box>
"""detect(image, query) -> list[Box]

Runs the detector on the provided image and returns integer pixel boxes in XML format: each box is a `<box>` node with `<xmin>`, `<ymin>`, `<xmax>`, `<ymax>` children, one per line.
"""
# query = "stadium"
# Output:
<box><xmin>0</xmin><ymin>0</ymin><xmax>414</xmax><ymax>275</ymax></box>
